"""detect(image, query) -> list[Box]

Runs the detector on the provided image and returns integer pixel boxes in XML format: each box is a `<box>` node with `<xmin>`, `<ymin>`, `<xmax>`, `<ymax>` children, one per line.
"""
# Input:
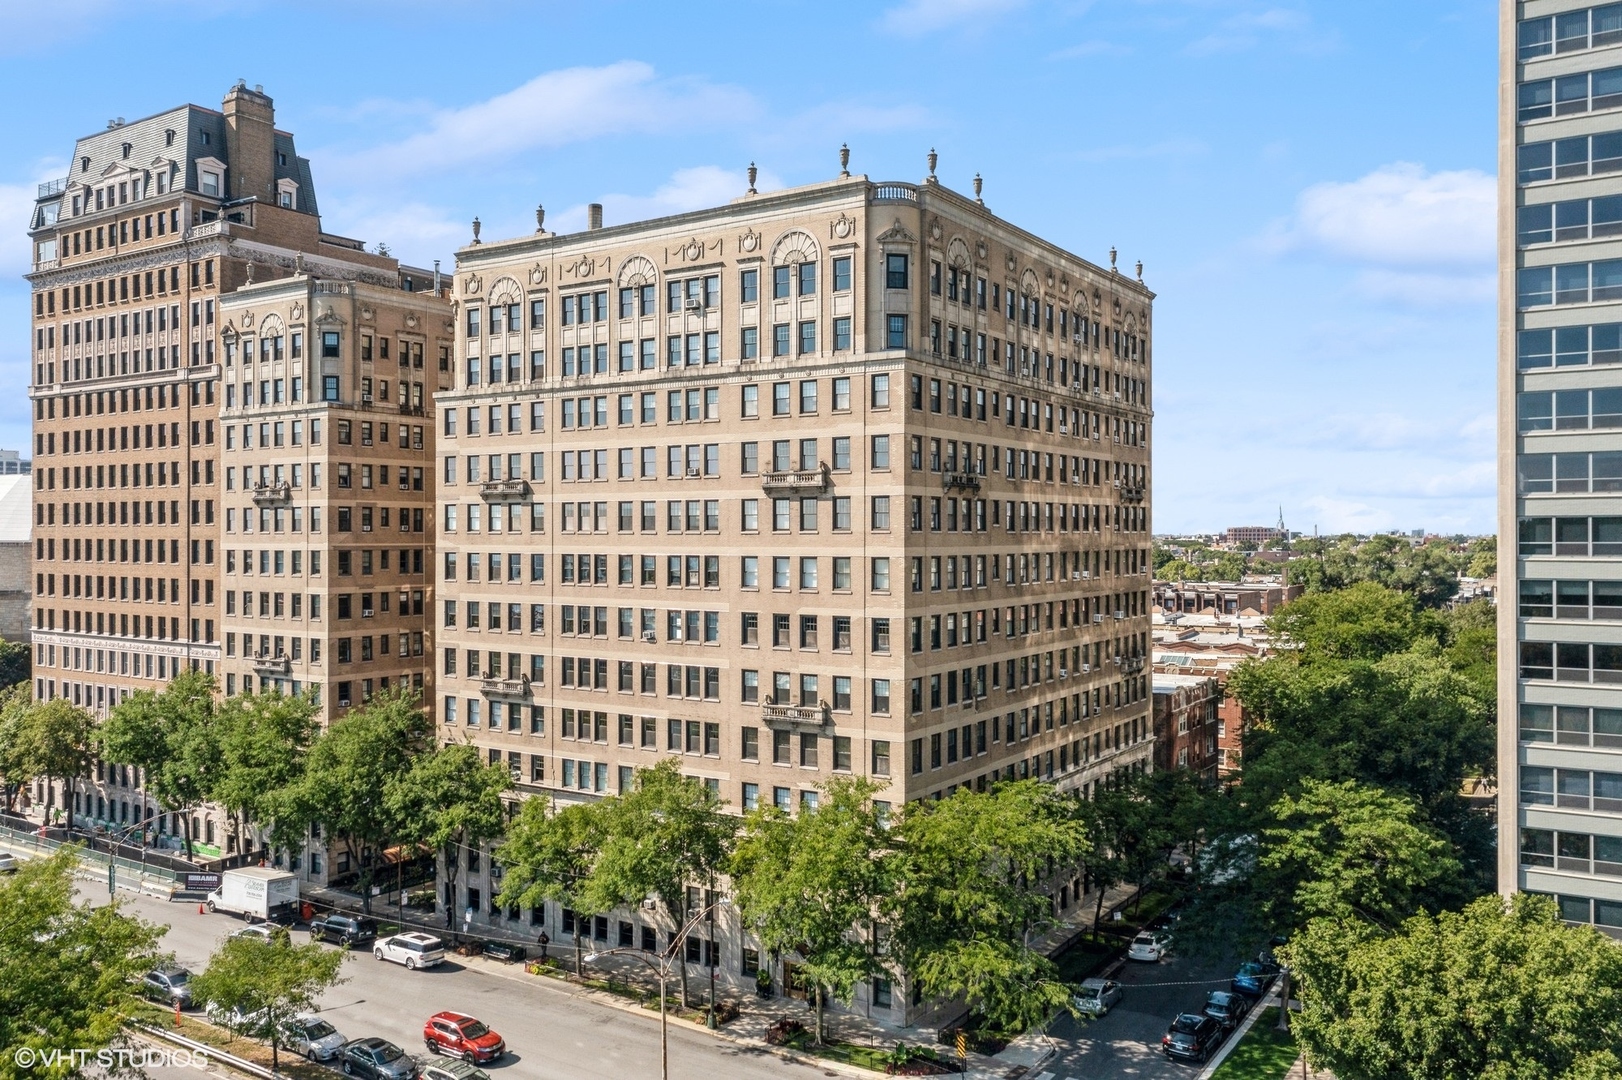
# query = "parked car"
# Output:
<box><xmin>281</xmin><ymin>1015</ymin><xmax>347</xmax><ymax>1062</ymax></box>
<box><xmin>0</xmin><ymin>852</ymin><xmax>19</xmax><ymax>873</ymax></box>
<box><xmin>1127</xmin><ymin>931</ymin><xmax>1171</xmax><ymax>962</ymax></box>
<box><xmin>140</xmin><ymin>966</ymin><xmax>194</xmax><ymax>1008</ymax></box>
<box><xmin>1232</xmin><ymin>958</ymin><xmax>1282</xmax><ymax>997</ymax></box>
<box><xmin>1071</xmin><ymin>978</ymin><xmax>1124</xmax><ymax>1018</ymax></box>
<box><xmin>374</xmin><ymin>932</ymin><xmax>446</xmax><ymax>970</ymax></box>
<box><xmin>228</xmin><ymin>923</ymin><xmax>285</xmax><ymax>944</ymax></box>
<box><xmin>420</xmin><ymin>1060</ymin><xmax>491</xmax><ymax>1080</ymax></box>
<box><xmin>1161</xmin><ymin>1013</ymin><xmax>1223</xmax><ymax>1063</ymax></box>
<box><xmin>1203</xmin><ymin>990</ymin><xmax>1251</xmax><ymax>1031</ymax></box>
<box><xmin>338</xmin><ymin>1038</ymin><xmax>418</xmax><ymax>1080</ymax></box>
<box><xmin>205</xmin><ymin>1002</ymin><xmax>270</xmax><ymax>1037</ymax></box>
<box><xmin>309</xmin><ymin>914</ymin><xmax>379</xmax><ymax>948</ymax></box>
<box><xmin>423</xmin><ymin>1012</ymin><xmax>506</xmax><ymax>1063</ymax></box>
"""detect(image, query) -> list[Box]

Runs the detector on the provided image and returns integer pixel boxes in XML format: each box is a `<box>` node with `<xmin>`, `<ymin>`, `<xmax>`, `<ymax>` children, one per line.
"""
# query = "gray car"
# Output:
<box><xmin>1072</xmin><ymin>977</ymin><xmax>1124</xmax><ymax>1018</ymax></box>
<box><xmin>339</xmin><ymin>1038</ymin><xmax>418</xmax><ymax>1080</ymax></box>
<box><xmin>281</xmin><ymin>1015</ymin><xmax>347</xmax><ymax>1062</ymax></box>
<box><xmin>141</xmin><ymin>966</ymin><xmax>194</xmax><ymax>1008</ymax></box>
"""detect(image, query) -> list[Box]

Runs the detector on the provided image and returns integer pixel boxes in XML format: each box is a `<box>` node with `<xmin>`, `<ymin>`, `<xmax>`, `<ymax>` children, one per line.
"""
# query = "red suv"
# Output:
<box><xmin>423</xmin><ymin>1013</ymin><xmax>505</xmax><ymax>1064</ymax></box>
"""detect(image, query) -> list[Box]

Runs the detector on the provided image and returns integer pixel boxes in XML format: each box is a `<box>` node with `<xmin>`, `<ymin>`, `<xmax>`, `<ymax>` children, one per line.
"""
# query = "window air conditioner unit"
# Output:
<box><xmin>1115</xmin><ymin>610</ymin><xmax>1125</xmax><ymax>619</ymax></box>
<box><xmin>337</xmin><ymin>698</ymin><xmax>351</xmax><ymax>707</ymax></box>
<box><xmin>1082</xmin><ymin>663</ymin><xmax>1091</xmax><ymax>673</ymax></box>
<box><xmin>1093</xmin><ymin>614</ymin><xmax>1105</xmax><ymax>623</ymax></box>
<box><xmin>643</xmin><ymin>631</ymin><xmax>657</xmax><ymax>643</ymax></box>
<box><xmin>685</xmin><ymin>298</ymin><xmax>703</xmax><ymax>311</ymax></box>
<box><xmin>361</xmin><ymin>393</ymin><xmax>373</xmax><ymax>404</ymax></box>
<box><xmin>686</xmin><ymin>468</ymin><xmax>701</xmax><ymax>478</ymax></box>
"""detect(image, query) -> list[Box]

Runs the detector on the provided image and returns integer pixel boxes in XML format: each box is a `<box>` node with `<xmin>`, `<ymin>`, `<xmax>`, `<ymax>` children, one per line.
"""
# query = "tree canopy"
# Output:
<box><xmin>730</xmin><ymin>777</ymin><xmax>889</xmax><ymax>1042</ymax></box>
<box><xmin>1287</xmin><ymin>894</ymin><xmax>1622</xmax><ymax>1080</ymax></box>
<box><xmin>99</xmin><ymin>669</ymin><xmax>222</xmax><ymax>852</ymax></box>
<box><xmin>0</xmin><ymin>849</ymin><xmax>162</xmax><ymax>1079</ymax></box>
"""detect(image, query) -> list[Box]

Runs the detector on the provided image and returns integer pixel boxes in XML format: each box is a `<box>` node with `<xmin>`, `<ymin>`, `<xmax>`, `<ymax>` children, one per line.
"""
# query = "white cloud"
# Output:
<box><xmin>880</xmin><ymin>0</ymin><xmax>1028</xmax><ymax>35</ymax></box>
<box><xmin>1268</xmin><ymin>162</ymin><xmax>1495</xmax><ymax>268</ymax></box>
<box><xmin>317</xmin><ymin>198</ymin><xmax>467</xmax><ymax>272</ymax></box>
<box><xmin>321</xmin><ymin>62</ymin><xmax>758</xmax><ymax>183</ymax></box>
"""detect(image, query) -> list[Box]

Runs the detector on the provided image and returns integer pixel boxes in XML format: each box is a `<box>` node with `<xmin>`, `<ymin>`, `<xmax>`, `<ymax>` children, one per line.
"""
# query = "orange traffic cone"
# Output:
<box><xmin>174</xmin><ymin>1000</ymin><xmax>181</xmax><ymax>1026</ymax></box>
<box><xmin>198</xmin><ymin>903</ymin><xmax>205</xmax><ymax>914</ymax></box>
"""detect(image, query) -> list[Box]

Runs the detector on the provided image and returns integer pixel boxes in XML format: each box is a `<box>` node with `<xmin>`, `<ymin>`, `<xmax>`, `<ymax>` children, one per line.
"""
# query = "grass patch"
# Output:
<box><xmin>1209</xmin><ymin>1007</ymin><xmax>1299</xmax><ymax>1080</ymax></box>
<box><xmin>779</xmin><ymin>1032</ymin><xmax>957</xmax><ymax>1074</ymax></box>
<box><xmin>1053</xmin><ymin>935</ymin><xmax>1116</xmax><ymax>983</ymax></box>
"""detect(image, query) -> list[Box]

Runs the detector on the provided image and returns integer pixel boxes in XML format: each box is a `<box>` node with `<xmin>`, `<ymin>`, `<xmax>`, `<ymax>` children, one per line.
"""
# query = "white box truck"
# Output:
<box><xmin>206</xmin><ymin>867</ymin><xmax>299</xmax><ymax>922</ymax></box>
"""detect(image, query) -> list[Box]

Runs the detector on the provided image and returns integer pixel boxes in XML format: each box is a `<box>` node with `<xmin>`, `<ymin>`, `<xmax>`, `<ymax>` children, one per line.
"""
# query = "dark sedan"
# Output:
<box><xmin>1231</xmin><ymin>958</ymin><xmax>1282</xmax><ymax>998</ymax></box>
<box><xmin>338</xmin><ymin>1038</ymin><xmax>417</xmax><ymax>1080</ymax></box>
<box><xmin>1203</xmin><ymin>990</ymin><xmax>1250</xmax><ymax>1030</ymax></box>
<box><xmin>1161</xmin><ymin>1013</ymin><xmax>1223</xmax><ymax>1064</ymax></box>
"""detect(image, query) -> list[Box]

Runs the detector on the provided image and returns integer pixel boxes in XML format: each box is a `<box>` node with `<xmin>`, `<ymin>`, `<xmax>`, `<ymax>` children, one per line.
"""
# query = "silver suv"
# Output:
<box><xmin>373</xmin><ymin>932</ymin><xmax>445</xmax><ymax>970</ymax></box>
<box><xmin>141</xmin><ymin>966</ymin><xmax>194</xmax><ymax>1008</ymax></box>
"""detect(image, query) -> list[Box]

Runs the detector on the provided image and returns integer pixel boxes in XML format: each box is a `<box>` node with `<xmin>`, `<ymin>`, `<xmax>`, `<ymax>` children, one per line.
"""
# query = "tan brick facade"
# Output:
<box><xmin>436</xmin><ymin>175</ymin><xmax>1154</xmax><ymax>828</ymax></box>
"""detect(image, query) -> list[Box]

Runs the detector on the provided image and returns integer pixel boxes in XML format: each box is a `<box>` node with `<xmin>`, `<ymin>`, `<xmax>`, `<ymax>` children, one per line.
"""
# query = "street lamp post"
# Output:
<box><xmin>585</xmin><ymin>898</ymin><xmax>729</xmax><ymax>1080</ymax></box>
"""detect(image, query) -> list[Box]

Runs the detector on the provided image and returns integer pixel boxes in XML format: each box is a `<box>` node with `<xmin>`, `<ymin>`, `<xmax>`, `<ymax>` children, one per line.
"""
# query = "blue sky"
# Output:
<box><xmin>0</xmin><ymin>0</ymin><xmax>1498</xmax><ymax>535</ymax></box>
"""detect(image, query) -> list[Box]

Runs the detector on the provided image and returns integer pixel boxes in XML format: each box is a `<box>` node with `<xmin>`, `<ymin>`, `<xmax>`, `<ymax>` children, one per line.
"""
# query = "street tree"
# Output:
<box><xmin>19</xmin><ymin>699</ymin><xmax>96</xmax><ymax>833</ymax></box>
<box><xmin>0</xmin><ymin>685</ymin><xmax>36</xmax><ymax>815</ymax></box>
<box><xmin>730</xmin><ymin>777</ymin><xmax>889</xmax><ymax>1044</ymax></box>
<box><xmin>886</xmin><ymin>781</ymin><xmax>1088</xmax><ymax>1033</ymax></box>
<box><xmin>1287</xmin><ymin>894</ymin><xmax>1622</xmax><ymax>1080</ymax></box>
<box><xmin>495</xmin><ymin>797</ymin><xmax>605</xmax><ymax>975</ymax></box>
<box><xmin>0</xmin><ymin>849</ymin><xmax>162</xmax><ymax>1079</ymax></box>
<box><xmin>1261</xmin><ymin>779</ymin><xmax>1461</xmax><ymax>934</ymax></box>
<box><xmin>189</xmin><ymin>933</ymin><xmax>347</xmax><ymax>1072</ymax></box>
<box><xmin>387</xmin><ymin>741</ymin><xmax>512</xmax><ymax>928</ymax></box>
<box><xmin>283</xmin><ymin>686</ymin><xmax>426</xmax><ymax>911</ymax></box>
<box><xmin>0</xmin><ymin>640</ymin><xmax>30</xmax><ymax>692</ymax></box>
<box><xmin>213</xmin><ymin>690</ymin><xmax>322</xmax><ymax>855</ymax></box>
<box><xmin>99</xmin><ymin>669</ymin><xmax>221</xmax><ymax>855</ymax></box>
<box><xmin>583</xmin><ymin>760</ymin><xmax>732</xmax><ymax>1006</ymax></box>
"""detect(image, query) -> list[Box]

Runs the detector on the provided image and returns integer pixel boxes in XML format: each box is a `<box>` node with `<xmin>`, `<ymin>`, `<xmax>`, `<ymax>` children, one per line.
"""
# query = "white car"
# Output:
<box><xmin>0</xmin><ymin>852</ymin><xmax>18</xmax><ymax>873</ymax></box>
<box><xmin>281</xmin><ymin>1015</ymin><xmax>347</xmax><ymax>1062</ymax></box>
<box><xmin>373</xmin><ymin>932</ymin><xmax>446</xmax><ymax>970</ymax></box>
<box><xmin>205</xmin><ymin>1002</ymin><xmax>270</xmax><ymax>1037</ymax></box>
<box><xmin>1127</xmin><ymin>931</ymin><xmax>1170</xmax><ymax>962</ymax></box>
<box><xmin>228</xmin><ymin>924</ymin><xmax>282</xmax><ymax>944</ymax></box>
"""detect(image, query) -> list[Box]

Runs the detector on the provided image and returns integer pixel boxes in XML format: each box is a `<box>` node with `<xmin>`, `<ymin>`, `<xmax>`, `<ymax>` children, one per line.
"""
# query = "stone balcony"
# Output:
<box><xmin>761</xmin><ymin>464</ymin><xmax>829</xmax><ymax>495</ymax></box>
<box><xmin>250</xmin><ymin>482</ymin><xmax>292</xmax><ymax>507</ymax></box>
<box><xmin>480</xmin><ymin>675</ymin><xmax>531</xmax><ymax>698</ymax></box>
<box><xmin>943</xmin><ymin>472</ymin><xmax>981</xmax><ymax>492</ymax></box>
<box><xmin>761</xmin><ymin>701</ymin><xmax>831</xmax><ymax>733</ymax></box>
<box><xmin>252</xmin><ymin>654</ymin><xmax>291</xmax><ymax>677</ymax></box>
<box><xmin>1119</xmin><ymin>483</ymin><xmax>1144</xmax><ymax>503</ymax></box>
<box><xmin>479</xmin><ymin>479</ymin><xmax>531</xmax><ymax>502</ymax></box>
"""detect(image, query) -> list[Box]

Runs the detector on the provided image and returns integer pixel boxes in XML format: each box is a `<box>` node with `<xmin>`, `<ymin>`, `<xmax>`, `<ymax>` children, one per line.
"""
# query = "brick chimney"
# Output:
<box><xmin>222</xmin><ymin>82</ymin><xmax>276</xmax><ymax>204</ymax></box>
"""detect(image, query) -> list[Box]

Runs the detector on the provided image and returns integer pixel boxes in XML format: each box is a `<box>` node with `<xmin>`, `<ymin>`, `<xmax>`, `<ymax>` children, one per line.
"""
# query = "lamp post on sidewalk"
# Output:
<box><xmin>585</xmin><ymin>898</ymin><xmax>730</xmax><ymax>1080</ymax></box>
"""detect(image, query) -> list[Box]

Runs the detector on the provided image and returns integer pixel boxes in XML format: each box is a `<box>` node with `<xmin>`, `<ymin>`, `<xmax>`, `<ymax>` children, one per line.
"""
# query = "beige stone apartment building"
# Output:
<box><xmin>24</xmin><ymin>83</ymin><xmax>442</xmax><ymax>856</ymax></box>
<box><xmin>216</xmin><ymin>275</ymin><xmax>451</xmax><ymax>710</ymax></box>
<box><xmin>436</xmin><ymin>167</ymin><xmax>1154</xmax><ymax>988</ymax></box>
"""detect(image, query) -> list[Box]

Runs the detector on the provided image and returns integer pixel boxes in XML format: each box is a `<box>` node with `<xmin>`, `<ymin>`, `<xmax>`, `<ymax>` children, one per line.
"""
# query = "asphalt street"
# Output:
<box><xmin>1045</xmin><ymin>948</ymin><xmax>1245</xmax><ymax>1079</ymax></box>
<box><xmin>78</xmin><ymin>883</ymin><xmax>816</xmax><ymax>1080</ymax></box>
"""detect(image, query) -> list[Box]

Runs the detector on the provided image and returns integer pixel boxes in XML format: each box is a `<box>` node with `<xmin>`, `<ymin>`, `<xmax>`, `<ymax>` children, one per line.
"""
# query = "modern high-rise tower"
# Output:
<box><xmin>1503</xmin><ymin>0</ymin><xmax>1622</xmax><ymax>936</ymax></box>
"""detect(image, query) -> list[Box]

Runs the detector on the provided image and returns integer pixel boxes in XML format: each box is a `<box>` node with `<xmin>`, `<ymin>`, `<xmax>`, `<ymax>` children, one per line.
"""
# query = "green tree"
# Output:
<box><xmin>1286</xmin><ymin>894</ymin><xmax>1622</xmax><ymax>1080</ymax></box>
<box><xmin>388</xmin><ymin>742</ymin><xmax>512</xmax><ymax>930</ymax></box>
<box><xmin>495</xmin><ymin>798</ymin><xmax>605</xmax><ymax>976</ymax></box>
<box><xmin>886</xmin><ymin>781</ymin><xmax>1088</xmax><ymax>1033</ymax></box>
<box><xmin>730</xmin><ymin>777</ymin><xmax>888</xmax><ymax>1044</ymax></box>
<box><xmin>0</xmin><ymin>640</ymin><xmax>30</xmax><ymax>692</ymax></box>
<box><xmin>99</xmin><ymin>670</ymin><xmax>221</xmax><ymax>855</ymax></box>
<box><xmin>582</xmin><ymin>760</ymin><xmax>732</xmax><ymax>1006</ymax></box>
<box><xmin>0</xmin><ymin>849</ymin><xmax>162</xmax><ymax>1080</ymax></box>
<box><xmin>19</xmin><ymin>700</ymin><xmax>95</xmax><ymax>833</ymax></box>
<box><xmin>281</xmin><ymin>687</ymin><xmax>426</xmax><ymax>911</ymax></box>
<box><xmin>188</xmin><ymin>932</ymin><xmax>347</xmax><ymax>1072</ymax></box>
<box><xmin>1463</xmin><ymin>535</ymin><xmax>1496</xmax><ymax>579</ymax></box>
<box><xmin>213</xmin><ymin>690</ymin><xmax>322</xmax><ymax>855</ymax></box>
<box><xmin>1438</xmin><ymin>598</ymin><xmax>1496</xmax><ymax>705</ymax></box>
<box><xmin>1156</xmin><ymin>558</ymin><xmax>1201</xmax><ymax>582</ymax></box>
<box><xmin>1259</xmin><ymin>779</ymin><xmax>1460</xmax><ymax>934</ymax></box>
<box><xmin>0</xmin><ymin>685</ymin><xmax>37</xmax><ymax>814</ymax></box>
<box><xmin>1209</xmin><ymin>550</ymin><xmax>1248</xmax><ymax>582</ymax></box>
